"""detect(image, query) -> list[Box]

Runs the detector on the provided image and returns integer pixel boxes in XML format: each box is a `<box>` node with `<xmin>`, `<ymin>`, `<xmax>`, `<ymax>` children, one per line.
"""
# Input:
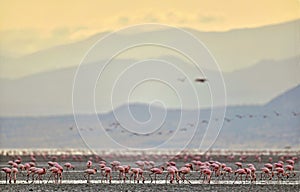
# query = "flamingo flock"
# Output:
<box><xmin>1</xmin><ymin>153</ymin><xmax>298</xmax><ymax>184</ymax></box>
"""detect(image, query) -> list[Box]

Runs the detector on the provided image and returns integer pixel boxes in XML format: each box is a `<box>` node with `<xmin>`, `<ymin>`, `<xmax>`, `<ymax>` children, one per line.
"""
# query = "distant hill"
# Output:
<box><xmin>1</xmin><ymin>19</ymin><xmax>299</xmax><ymax>79</ymax></box>
<box><xmin>0</xmin><ymin>55</ymin><xmax>299</xmax><ymax>116</ymax></box>
<box><xmin>265</xmin><ymin>84</ymin><xmax>300</xmax><ymax>111</ymax></box>
<box><xmin>0</xmin><ymin>84</ymin><xmax>299</xmax><ymax>149</ymax></box>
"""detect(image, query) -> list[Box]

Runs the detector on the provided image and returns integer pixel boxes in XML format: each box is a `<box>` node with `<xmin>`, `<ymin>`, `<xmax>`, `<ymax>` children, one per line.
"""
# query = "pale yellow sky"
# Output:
<box><xmin>0</xmin><ymin>0</ymin><xmax>299</xmax><ymax>57</ymax></box>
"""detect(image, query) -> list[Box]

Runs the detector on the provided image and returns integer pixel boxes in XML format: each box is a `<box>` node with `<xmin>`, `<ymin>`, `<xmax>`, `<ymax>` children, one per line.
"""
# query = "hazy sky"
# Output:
<box><xmin>1</xmin><ymin>0</ymin><xmax>299</xmax><ymax>58</ymax></box>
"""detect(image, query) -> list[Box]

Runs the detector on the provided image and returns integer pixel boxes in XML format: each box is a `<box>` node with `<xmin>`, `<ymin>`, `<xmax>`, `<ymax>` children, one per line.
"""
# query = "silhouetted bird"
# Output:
<box><xmin>195</xmin><ymin>78</ymin><xmax>207</xmax><ymax>83</ymax></box>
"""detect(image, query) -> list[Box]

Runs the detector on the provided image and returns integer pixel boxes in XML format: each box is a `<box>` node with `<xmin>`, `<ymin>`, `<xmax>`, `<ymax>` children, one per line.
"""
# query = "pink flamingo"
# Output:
<box><xmin>264</xmin><ymin>163</ymin><xmax>273</xmax><ymax>171</ymax></box>
<box><xmin>110</xmin><ymin>160</ymin><xmax>121</xmax><ymax>171</ymax></box>
<box><xmin>11</xmin><ymin>167</ymin><xmax>18</xmax><ymax>183</ymax></box>
<box><xmin>86</xmin><ymin>160</ymin><xmax>92</xmax><ymax>169</ymax></box>
<box><xmin>26</xmin><ymin>167</ymin><xmax>38</xmax><ymax>182</ymax></box>
<box><xmin>285</xmin><ymin>165</ymin><xmax>296</xmax><ymax>178</ymax></box>
<box><xmin>101</xmin><ymin>166</ymin><xmax>112</xmax><ymax>183</ymax></box>
<box><xmin>274</xmin><ymin>167</ymin><xmax>286</xmax><ymax>181</ymax></box>
<box><xmin>261</xmin><ymin>167</ymin><xmax>273</xmax><ymax>180</ymax></box>
<box><xmin>47</xmin><ymin>167</ymin><xmax>62</xmax><ymax>184</ymax></box>
<box><xmin>178</xmin><ymin>163</ymin><xmax>193</xmax><ymax>184</ymax></box>
<box><xmin>129</xmin><ymin>168</ymin><xmax>145</xmax><ymax>183</ymax></box>
<box><xmin>202</xmin><ymin>168</ymin><xmax>212</xmax><ymax>183</ymax></box>
<box><xmin>1</xmin><ymin>167</ymin><xmax>12</xmax><ymax>184</ymax></box>
<box><xmin>64</xmin><ymin>162</ymin><xmax>75</xmax><ymax>170</ymax></box>
<box><xmin>235</xmin><ymin>162</ymin><xmax>243</xmax><ymax>168</ymax></box>
<box><xmin>165</xmin><ymin>165</ymin><xmax>179</xmax><ymax>184</ymax></box>
<box><xmin>149</xmin><ymin>166</ymin><xmax>164</xmax><ymax>183</ymax></box>
<box><xmin>233</xmin><ymin>168</ymin><xmax>246</xmax><ymax>184</ymax></box>
<box><xmin>221</xmin><ymin>166</ymin><xmax>233</xmax><ymax>180</ymax></box>
<box><xmin>274</xmin><ymin>162</ymin><xmax>283</xmax><ymax>168</ymax></box>
<box><xmin>116</xmin><ymin>165</ymin><xmax>131</xmax><ymax>182</ymax></box>
<box><xmin>286</xmin><ymin>159</ymin><xmax>295</xmax><ymax>166</ymax></box>
<box><xmin>244</xmin><ymin>168</ymin><xmax>252</xmax><ymax>181</ymax></box>
<box><xmin>84</xmin><ymin>168</ymin><xmax>97</xmax><ymax>183</ymax></box>
<box><xmin>32</xmin><ymin>168</ymin><xmax>46</xmax><ymax>183</ymax></box>
<box><xmin>248</xmin><ymin>165</ymin><xmax>256</xmax><ymax>182</ymax></box>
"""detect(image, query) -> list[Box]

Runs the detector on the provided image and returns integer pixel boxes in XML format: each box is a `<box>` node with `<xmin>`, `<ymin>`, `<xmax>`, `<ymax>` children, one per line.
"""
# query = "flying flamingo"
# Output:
<box><xmin>149</xmin><ymin>166</ymin><xmax>164</xmax><ymax>183</ymax></box>
<box><xmin>84</xmin><ymin>168</ymin><xmax>97</xmax><ymax>183</ymax></box>
<box><xmin>195</xmin><ymin>78</ymin><xmax>207</xmax><ymax>83</ymax></box>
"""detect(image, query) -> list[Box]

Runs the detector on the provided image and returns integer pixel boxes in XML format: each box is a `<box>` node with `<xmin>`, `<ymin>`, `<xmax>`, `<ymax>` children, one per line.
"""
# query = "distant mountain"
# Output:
<box><xmin>1</xmin><ymin>19</ymin><xmax>299</xmax><ymax>78</ymax></box>
<box><xmin>266</xmin><ymin>84</ymin><xmax>300</xmax><ymax>110</ymax></box>
<box><xmin>0</xmin><ymin>55</ymin><xmax>299</xmax><ymax>116</ymax></box>
<box><xmin>0</xmin><ymin>84</ymin><xmax>299</xmax><ymax>149</ymax></box>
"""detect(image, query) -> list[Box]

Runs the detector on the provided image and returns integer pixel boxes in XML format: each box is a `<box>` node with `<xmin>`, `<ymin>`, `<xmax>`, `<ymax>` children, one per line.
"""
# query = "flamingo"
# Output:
<box><xmin>32</xmin><ymin>168</ymin><xmax>46</xmax><ymax>183</ymax></box>
<box><xmin>116</xmin><ymin>165</ymin><xmax>130</xmax><ymax>182</ymax></box>
<box><xmin>101</xmin><ymin>166</ymin><xmax>112</xmax><ymax>183</ymax></box>
<box><xmin>135</xmin><ymin>160</ymin><xmax>145</xmax><ymax>169</ymax></box>
<box><xmin>11</xmin><ymin>167</ymin><xmax>18</xmax><ymax>183</ymax></box>
<box><xmin>26</xmin><ymin>167</ymin><xmax>38</xmax><ymax>182</ymax></box>
<box><xmin>248</xmin><ymin>165</ymin><xmax>256</xmax><ymax>182</ymax></box>
<box><xmin>149</xmin><ymin>166</ymin><xmax>164</xmax><ymax>183</ymax></box>
<box><xmin>165</xmin><ymin>165</ymin><xmax>179</xmax><ymax>184</ymax></box>
<box><xmin>110</xmin><ymin>160</ymin><xmax>121</xmax><ymax>171</ymax></box>
<box><xmin>235</xmin><ymin>162</ymin><xmax>243</xmax><ymax>168</ymax></box>
<box><xmin>286</xmin><ymin>159</ymin><xmax>295</xmax><ymax>166</ymax></box>
<box><xmin>221</xmin><ymin>166</ymin><xmax>233</xmax><ymax>180</ymax></box>
<box><xmin>195</xmin><ymin>78</ymin><xmax>207</xmax><ymax>83</ymax></box>
<box><xmin>84</xmin><ymin>168</ymin><xmax>97</xmax><ymax>183</ymax></box>
<box><xmin>47</xmin><ymin>167</ymin><xmax>63</xmax><ymax>184</ymax></box>
<box><xmin>261</xmin><ymin>167</ymin><xmax>273</xmax><ymax>180</ymax></box>
<box><xmin>86</xmin><ymin>160</ymin><xmax>92</xmax><ymax>169</ymax></box>
<box><xmin>129</xmin><ymin>168</ymin><xmax>145</xmax><ymax>183</ymax></box>
<box><xmin>264</xmin><ymin>163</ymin><xmax>273</xmax><ymax>171</ymax></box>
<box><xmin>202</xmin><ymin>168</ymin><xmax>212</xmax><ymax>184</ymax></box>
<box><xmin>178</xmin><ymin>163</ymin><xmax>193</xmax><ymax>184</ymax></box>
<box><xmin>285</xmin><ymin>165</ymin><xmax>296</xmax><ymax>178</ymax></box>
<box><xmin>233</xmin><ymin>168</ymin><xmax>246</xmax><ymax>184</ymax></box>
<box><xmin>64</xmin><ymin>162</ymin><xmax>75</xmax><ymax>170</ymax></box>
<box><xmin>274</xmin><ymin>167</ymin><xmax>286</xmax><ymax>181</ymax></box>
<box><xmin>1</xmin><ymin>167</ymin><xmax>12</xmax><ymax>184</ymax></box>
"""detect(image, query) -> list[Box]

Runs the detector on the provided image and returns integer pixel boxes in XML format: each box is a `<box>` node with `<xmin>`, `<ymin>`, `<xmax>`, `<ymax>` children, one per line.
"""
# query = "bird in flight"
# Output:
<box><xmin>195</xmin><ymin>78</ymin><xmax>207</xmax><ymax>83</ymax></box>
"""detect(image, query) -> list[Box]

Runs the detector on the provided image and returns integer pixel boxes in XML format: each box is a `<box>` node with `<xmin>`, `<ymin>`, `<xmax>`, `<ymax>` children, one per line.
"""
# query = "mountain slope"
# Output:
<box><xmin>0</xmin><ymin>84</ymin><xmax>299</xmax><ymax>149</ymax></box>
<box><xmin>1</xmin><ymin>19</ymin><xmax>299</xmax><ymax>79</ymax></box>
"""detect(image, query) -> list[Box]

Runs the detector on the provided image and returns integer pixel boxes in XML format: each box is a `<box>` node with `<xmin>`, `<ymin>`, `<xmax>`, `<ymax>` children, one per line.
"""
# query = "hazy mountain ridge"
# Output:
<box><xmin>1</xmin><ymin>19</ymin><xmax>299</xmax><ymax>79</ymax></box>
<box><xmin>0</xmin><ymin>84</ymin><xmax>299</xmax><ymax>149</ymax></box>
<box><xmin>0</xmin><ymin>55</ymin><xmax>299</xmax><ymax>116</ymax></box>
